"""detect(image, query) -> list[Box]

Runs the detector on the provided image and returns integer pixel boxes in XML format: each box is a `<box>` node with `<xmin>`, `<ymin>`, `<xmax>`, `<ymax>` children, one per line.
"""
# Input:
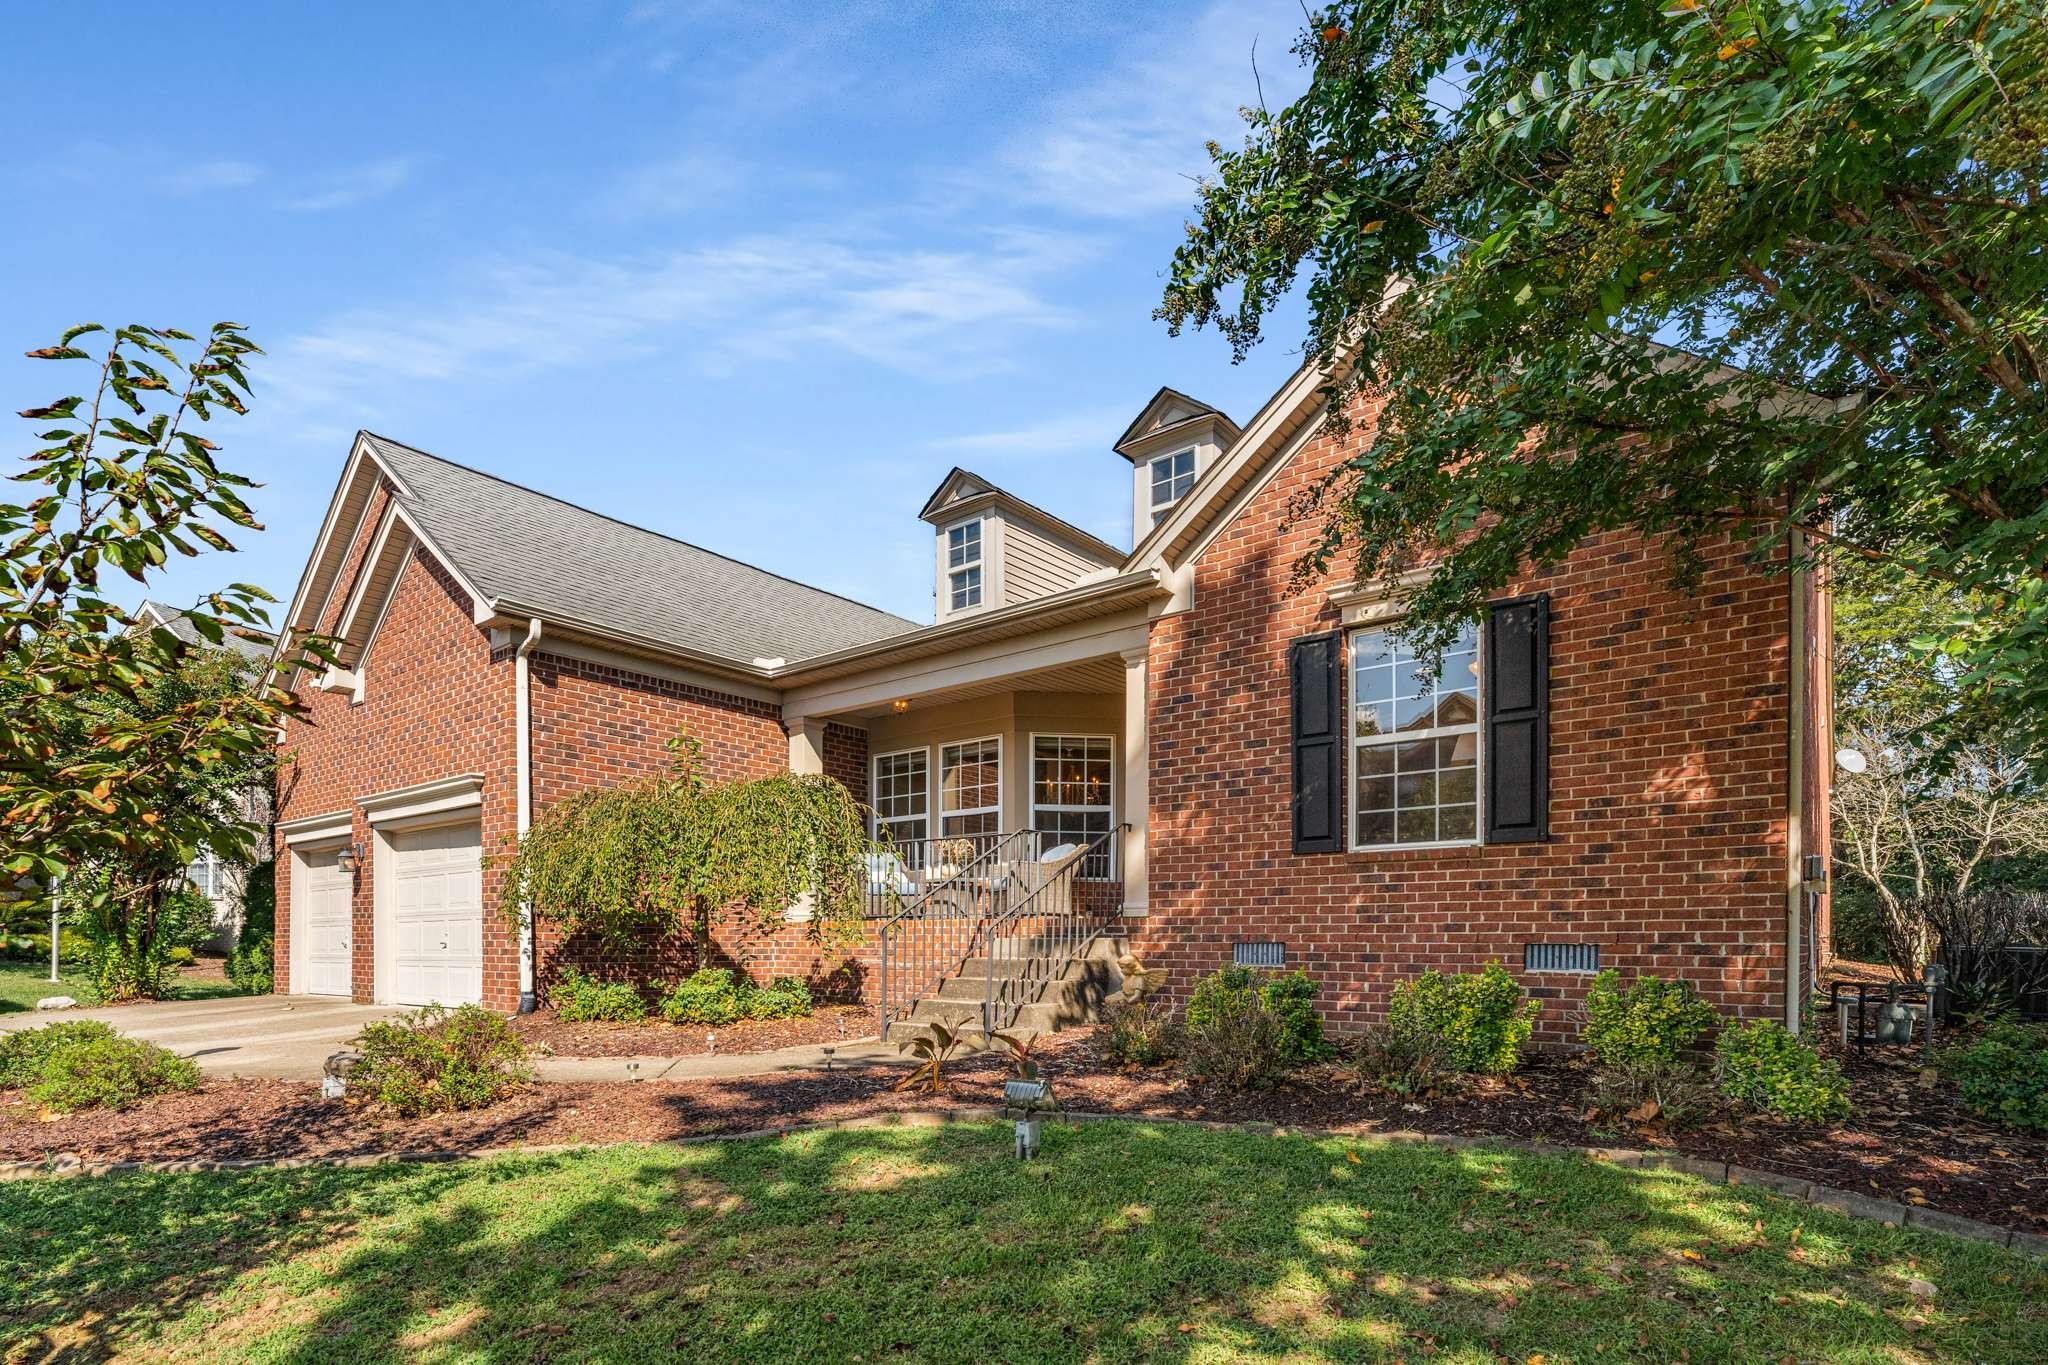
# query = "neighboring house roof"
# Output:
<box><xmin>134</xmin><ymin>600</ymin><xmax>275</xmax><ymax>663</ymax></box>
<box><xmin>358</xmin><ymin>434</ymin><xmax>920</xmax><ymax>664</ymax></box>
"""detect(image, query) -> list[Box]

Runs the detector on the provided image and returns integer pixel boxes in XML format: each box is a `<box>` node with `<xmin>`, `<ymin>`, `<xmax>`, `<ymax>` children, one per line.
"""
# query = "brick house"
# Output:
<box><xmin>268</xmin><ymin>362</ymin><xmax>1831</xmax><ymax>1041</ymax></box>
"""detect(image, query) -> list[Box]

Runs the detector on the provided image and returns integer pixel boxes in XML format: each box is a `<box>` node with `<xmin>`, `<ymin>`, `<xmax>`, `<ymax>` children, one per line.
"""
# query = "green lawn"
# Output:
<box><xmin>0</xmin><ymin>960</ymin><xmax>247</xmax><ymax>1014</ymax></box>
<box><xmin>2</xmin><ymin>1121</ymin><xmax>2041</xmax><ymax>1363</ymax></box>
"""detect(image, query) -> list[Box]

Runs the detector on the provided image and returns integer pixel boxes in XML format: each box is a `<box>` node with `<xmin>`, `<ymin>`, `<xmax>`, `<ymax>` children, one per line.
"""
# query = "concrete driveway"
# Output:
<box><xmin>0</xmin><ymin>996</ymin><xmax>406</xmax><ymax>1080</ymax></box>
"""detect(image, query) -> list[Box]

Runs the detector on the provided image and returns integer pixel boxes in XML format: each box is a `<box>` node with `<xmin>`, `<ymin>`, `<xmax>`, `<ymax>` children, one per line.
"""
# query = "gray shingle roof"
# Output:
<box><xmin>136</xmin><ymin>601</ymin><xmax>275</xmax><ymax>662</ymax></box>
<box><xmin>363</xmin><ymin>434</ymin><xmax>919</xmax><ymax>664</ymax></box>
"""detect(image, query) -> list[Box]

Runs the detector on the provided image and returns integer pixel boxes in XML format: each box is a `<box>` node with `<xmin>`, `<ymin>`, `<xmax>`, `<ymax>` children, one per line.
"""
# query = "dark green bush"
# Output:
<box><xmin>1385</xmin><ymin>962</ymin><xmax>1541</xmax><ymax>1074</ymax></box>
<box><xmin>1937</xmin><ymin>1015</ymin><xmax>2048</xmax><ymax>1133</ymax></box>
<box><xmin>1714</xmin><ymin>1019</ymin><xmax>1851</xmax><ymax>1123</ymax></box>
<box><xmin>1581</xmin><ymin>969</ymin><xmax>1721</xmax><ymax>1068</ymax></box>
<box><xmin>0</xmin><ymin>1020</ymin><xmax>120</xmax><ymax>1089</ymax></box>
<box><xmin>551</xmin><ymin>966</ymin><xmax>647</xmax><ymax>1023</ymax></box>
<box><xmin>659</xmin><ymin>967</ymin><xmax>813</xmax><ymax>1026</ymax></box>
<box><xmin>1186</xmin><ymin>965</ymin><xmax>1328</xmax><ymax>1066</ymax></box>
<box><xmin>1182</xmin><ymin>968</ymin><xmax>1286</xmax><ymax>1089</ymax></box>
<box><xmin>1102</xmin><ymin>997</ymin><xmax>1179</xmax><ymax>1066</ymax></box>
<box><xmin>661</xmin><ymin>967</ymin><xmax>743</xmax><ymax>1026</ymax></box>
<box><xmin>25</xmin><ymin>1033</ymin><xmax>200</xmax><ymax>1113</ymax></box>
<box><xmin>226</xmin><ymin>861</ymin><xmax>275</xmax><ymax>994</ymax></box>
<box><xmin>352</xmin><ymin>1004</ymin><xmax>531</xmax><ymax>1116</ymax></box>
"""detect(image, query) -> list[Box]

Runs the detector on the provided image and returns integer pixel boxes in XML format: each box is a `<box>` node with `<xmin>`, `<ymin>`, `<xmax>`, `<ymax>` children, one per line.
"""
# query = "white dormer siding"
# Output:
<box><xmin>1111</xmin><ymin>387</ymin><xmax>1242</xmax><ymax>547</ymax></box>
<box><xmin>918</xmin><ymin>467</ymin><xmax>1123</xmax><ymax>621</ymax></box>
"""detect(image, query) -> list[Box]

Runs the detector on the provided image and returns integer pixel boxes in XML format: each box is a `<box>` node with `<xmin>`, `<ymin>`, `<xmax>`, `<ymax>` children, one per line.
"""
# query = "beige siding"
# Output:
<box><xmin>1000</xmin><ymin>518</ymin><xmax>1109</xmax><ymax>606</ymax></box>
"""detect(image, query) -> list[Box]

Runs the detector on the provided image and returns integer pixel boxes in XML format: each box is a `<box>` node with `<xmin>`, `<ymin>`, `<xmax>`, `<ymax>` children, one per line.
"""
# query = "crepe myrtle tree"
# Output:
<box><xmin>0</xmin><ymin>322</ymin><xmax>328</xmax><ymax>997</ymax></box>
<box><xmin>1159</xmin><ymin>1</ymin><xmax>2047</xmax><ymax>751</ymax></box>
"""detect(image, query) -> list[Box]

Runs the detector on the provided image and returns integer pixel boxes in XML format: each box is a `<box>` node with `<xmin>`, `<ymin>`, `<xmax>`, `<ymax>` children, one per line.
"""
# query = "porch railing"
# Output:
<box><xmin>861</xmin><ymin>831</ymin><xmax>1009</xmax><ymax>923</ymax></box>
<box><xmin>875</xmin><ymin>826</ymin><xmax>1128</xmax><ymax>1040</ymax></box>
<box><xmin>981</xmin><ymin>824</ymin><xmax>1127</xmax><ymax>1037</ymax></box>
<box><xmin>875</xmin><ymin>831</ymin><xmax>1036</xmax><ymax>1039</ymax></box>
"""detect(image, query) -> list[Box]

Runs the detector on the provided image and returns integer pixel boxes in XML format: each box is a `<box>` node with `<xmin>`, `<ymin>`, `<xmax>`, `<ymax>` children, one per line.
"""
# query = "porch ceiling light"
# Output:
<box><xmin>892</xmin><ymin>698</ymin><xmax>910</xmax><ymax>713</ymax></box>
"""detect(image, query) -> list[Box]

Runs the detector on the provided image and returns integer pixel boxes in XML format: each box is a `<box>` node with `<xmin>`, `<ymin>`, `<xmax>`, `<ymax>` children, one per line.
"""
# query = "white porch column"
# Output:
<box><xmin>787</xmin><ymin>716</ymin><xmax>828</xmax><ymax>776</ymax></box>
<box><xmin>1120</xmin><ymin>644</ymin><xmax>1149</xmax><ymax>917</ymax></box>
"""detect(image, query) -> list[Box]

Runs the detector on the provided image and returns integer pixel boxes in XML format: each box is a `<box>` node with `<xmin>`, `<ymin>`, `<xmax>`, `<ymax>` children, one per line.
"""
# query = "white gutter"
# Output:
<box><xmin>515</xmin><ymin>617</ymin><xmax>542</xmax><ymax>1014</ymax></box>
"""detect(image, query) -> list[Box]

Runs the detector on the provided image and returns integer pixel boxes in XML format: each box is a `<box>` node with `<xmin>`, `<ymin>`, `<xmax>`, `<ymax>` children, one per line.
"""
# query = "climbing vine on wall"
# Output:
<box><xmin>501</xmin><ymin>728</ymin><xmax>876</xmax><ymax>964</ymax></box>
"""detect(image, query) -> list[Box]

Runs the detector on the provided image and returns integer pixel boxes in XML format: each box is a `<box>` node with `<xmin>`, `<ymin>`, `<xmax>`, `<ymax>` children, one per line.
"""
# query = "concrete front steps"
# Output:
<box><xmin>888</xmin><ymin>934</ymin><xmax>1129</xmax><ymax>1051</ymax></box>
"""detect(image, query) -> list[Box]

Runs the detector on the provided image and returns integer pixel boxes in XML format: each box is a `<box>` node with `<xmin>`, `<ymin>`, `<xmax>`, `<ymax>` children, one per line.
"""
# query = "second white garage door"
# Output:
<box><xmin>388</xmin><ymin>821</ymin><xmax>483</xmax><ymax>1006</ymax></box>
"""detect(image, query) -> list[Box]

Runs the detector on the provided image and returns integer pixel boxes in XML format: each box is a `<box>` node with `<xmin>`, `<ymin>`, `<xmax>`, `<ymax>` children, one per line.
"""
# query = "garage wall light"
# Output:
<box><xmin>335</xmin><ymin>841</ymin><xmax>363</xmax><ymax>874</ymax></box>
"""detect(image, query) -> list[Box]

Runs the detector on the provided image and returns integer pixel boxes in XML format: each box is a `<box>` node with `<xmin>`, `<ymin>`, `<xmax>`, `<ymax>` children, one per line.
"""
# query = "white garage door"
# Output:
<box><xmin>296</xmin><ymin>845</ymin><xmax>353</xmax><ymax>998</ymax></box>
<box><xmin>389</xmin><ymin>821</ymin><xmax>484</xmax><ymax>1006</ymax></box>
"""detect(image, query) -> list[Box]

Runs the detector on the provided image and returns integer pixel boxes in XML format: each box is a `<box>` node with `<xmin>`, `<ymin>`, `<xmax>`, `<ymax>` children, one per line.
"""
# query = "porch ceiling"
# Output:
<box><xmin>831</xmin><ymin>655</ymin><xmax>1126</xmax><ymax>721</ymax></box>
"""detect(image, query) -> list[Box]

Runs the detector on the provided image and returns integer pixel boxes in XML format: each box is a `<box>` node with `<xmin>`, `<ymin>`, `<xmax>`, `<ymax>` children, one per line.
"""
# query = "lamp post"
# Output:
<box><xmin>48</xmin><ymin>876</ymin><xmax>62</xmax><ymax>984</ymax></box>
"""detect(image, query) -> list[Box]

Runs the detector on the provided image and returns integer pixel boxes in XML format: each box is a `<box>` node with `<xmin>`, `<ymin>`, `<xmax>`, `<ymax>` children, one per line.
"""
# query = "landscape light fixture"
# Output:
<box><xmin>1835</xmin><ymin>747</ymin><xmax>1867</xmax><ymax>774</ymax></box>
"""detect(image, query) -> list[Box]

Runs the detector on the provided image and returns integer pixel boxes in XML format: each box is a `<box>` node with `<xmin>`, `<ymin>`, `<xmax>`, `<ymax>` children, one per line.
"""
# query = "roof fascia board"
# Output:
<box><xmin>331</xmin><ymin>504</ymin><xmax>411</xmax><ymax>657</ymax></box>
<box><xmin>1114</xmin><ymin>411</ymin><xmax>1243</xmax><ymax>464</ymax></box>
<box><xmin>269</xmin><ymin>434</ymin><xmax>381</xmax><ymax>690</ymax></box>
<box><xmin>1178</xmin><ymin>401</ymin><xmax>1329</xmax><ymax>570</ymax></box>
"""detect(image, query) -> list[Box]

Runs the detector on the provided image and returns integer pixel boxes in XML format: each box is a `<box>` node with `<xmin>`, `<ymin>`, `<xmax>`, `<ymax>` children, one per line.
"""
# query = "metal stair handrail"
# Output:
<box><xmin>877</xmin><ymin>830</ymin><xmax>1036</xmax><ymax>1039</ymax></box>
<box><xmin>981</xmin><ymin>824</ymin><xmax>1128</xmax><ymax>1036</ymax></box>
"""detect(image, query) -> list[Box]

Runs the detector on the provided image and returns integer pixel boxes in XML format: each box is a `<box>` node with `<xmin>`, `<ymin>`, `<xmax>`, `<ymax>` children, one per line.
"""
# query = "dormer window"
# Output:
<box><xmin>946</xmin><ymin>521</ymin><xmax>983</xmax><ymax>612</ymax></box>
<box><xmin>1148</xmin><ymin>448</ymin><xmax>1196</xmax><ymax>526</ymax></box>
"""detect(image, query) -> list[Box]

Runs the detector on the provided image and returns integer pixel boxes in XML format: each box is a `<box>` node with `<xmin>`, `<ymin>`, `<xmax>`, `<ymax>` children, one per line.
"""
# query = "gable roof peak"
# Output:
<box><xmin>1112</xmin><ymin>385</ymin><xmax>1240</xmax><ymax>458</ymax></box>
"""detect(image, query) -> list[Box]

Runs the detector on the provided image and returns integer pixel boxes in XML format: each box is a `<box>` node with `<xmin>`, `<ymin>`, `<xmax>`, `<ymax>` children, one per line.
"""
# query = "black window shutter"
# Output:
<box><xmin>1484</xmin><ymin>594</ymin><xmax>1550</xmax><ymax>843</ymax></box>
<box><xmin>1290</xmin><ymin>630</ymin><xmax>1343</xmax><ymax>854</ymax></box>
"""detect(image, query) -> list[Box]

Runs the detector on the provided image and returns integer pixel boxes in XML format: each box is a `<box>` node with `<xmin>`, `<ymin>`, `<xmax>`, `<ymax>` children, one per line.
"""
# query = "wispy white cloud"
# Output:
<box><xmin>256</xmin><ymin>223</ymin><xmax>1096</xmax><ymax>431</ymax></box>
<box><xmin>925</xmin><ymin>406</ymin><xmax>1130</xmax><ymax>459</ymax></box>
<box><xmin>282</xmin><ymin>155</ymin><xmax>418</xmax><ymax>212</ymax></box>
<box><xmin>167</xmin><ymin>159</ymin><xmax>267</xmax><ymax>194</ymax></box>
<box><xmin>1000</xmin><ymin>0</ymin><xmax>1307</xmax><ymax>220</ymax></box>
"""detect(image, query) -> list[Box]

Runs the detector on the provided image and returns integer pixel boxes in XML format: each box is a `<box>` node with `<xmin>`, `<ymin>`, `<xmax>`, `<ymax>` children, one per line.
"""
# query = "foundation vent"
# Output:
<box><xmin>1524</xmin><ymin>943</ymin><xmax>1600</xmax><ymax>974</ymax></box>
<box><xmin>1232</xmin><ymin>941</ymin><xmax>1287</xmax><ymax>969</ymax></box>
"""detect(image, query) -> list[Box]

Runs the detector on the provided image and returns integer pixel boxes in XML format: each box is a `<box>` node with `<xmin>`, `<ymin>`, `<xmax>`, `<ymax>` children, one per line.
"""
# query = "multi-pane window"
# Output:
<box><xmin>1350</xmin><ymin>622</ymin><xmax>1481</xmax><ymax>848</ymax></box>
<box><xmin>939</xmin><ymin>737</ymin><xmax>1000</xmax><ymax>839</ymax></box>
<box><xmin>1149</xmin><ymin>449</ymin><xmax>1196</xmax><ymax>525</ymax></box>
<box><xmin>871</xmin><ymin>748</ymin><xmax>929</xmax><ymax>855</ymax></box>
<box><xmin>946</xmin><ymin>521</ymin><xmax>983</xmax><ymax>611</ymax></box>
<box><xmin>1031</xmin><ymin>735</ymin><xmax>1113</xmax><ymax>876</ymax></box>
<box><xmin>186</xmin><ymin>850</ymin><xmax>217</xmax><ymax>899</ymax></box>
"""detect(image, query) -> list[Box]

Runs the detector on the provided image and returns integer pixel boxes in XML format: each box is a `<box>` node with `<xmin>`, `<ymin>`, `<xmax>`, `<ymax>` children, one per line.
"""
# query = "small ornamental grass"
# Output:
<box><xmin>1937</xmin><ymin>1015</ymin><xmax>2048</xmax><ymax>1134</ymax></box>
<box><xmin>0</xmin><ymin>1020</ymin><xmax>198</xmax><ymax>1113</ymax></box>
<box><xmin>1385</xmin><ymin>962</ymin><xmax>1540</xmax><ymax>1075</ymax></box>
<box><xmin>1580</xmin><ymin>968</ymin><xmax>1720</xmax><ymax>1068</ymax></box>
<box><xmin>1714</xmin><ymin>1019</ymin><xmax>1851</xmax><ymax>1124</ymax></box>
<box><xmin>351</xmin><ymin>1004</ymin><xmax>531</xmax><ymax>1117</ymax></box>
<box><xmin>550</xmin><ymin>966</ymin><xmax>647</xmax><ymax>1023</ymax></box>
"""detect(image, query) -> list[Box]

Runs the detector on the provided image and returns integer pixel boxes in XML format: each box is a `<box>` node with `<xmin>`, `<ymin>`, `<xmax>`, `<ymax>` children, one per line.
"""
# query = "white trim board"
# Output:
<box><xmin>358</xmin><ymin>774</ymin><xmax>486</xmax><ymax>828</ymax></box>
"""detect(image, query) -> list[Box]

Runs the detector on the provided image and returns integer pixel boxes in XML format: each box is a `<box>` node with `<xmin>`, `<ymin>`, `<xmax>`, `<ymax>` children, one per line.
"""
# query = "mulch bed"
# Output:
<box><xmin>508</xmin><ymin>1004</ymin><xmax>875</xmax><ymax>1059</ymax></box>
<box><xmin>3</xmin><ymin>1027</ymin><xmax>2042</xmax><ymax>1236</ymax></box>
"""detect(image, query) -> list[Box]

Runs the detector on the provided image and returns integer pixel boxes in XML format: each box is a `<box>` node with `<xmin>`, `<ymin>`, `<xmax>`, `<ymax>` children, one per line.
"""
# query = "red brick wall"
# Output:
<box><xmin>273</xmin><ymin>483</ymin><xmax>517</xmax><ymax>1006</ymax></box>
<box><xmin>1131</xmin><ymin>397</ymin><xmax>1798</xmax><ymax>1043</ymax></box>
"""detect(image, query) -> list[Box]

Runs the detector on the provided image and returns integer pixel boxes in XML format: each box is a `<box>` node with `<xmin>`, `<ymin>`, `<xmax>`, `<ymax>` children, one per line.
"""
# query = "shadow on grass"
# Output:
<box><xmin>9</xmin><ymin>1118</ymin><xmax>2043</xmax><ymax>1363</ymax></box>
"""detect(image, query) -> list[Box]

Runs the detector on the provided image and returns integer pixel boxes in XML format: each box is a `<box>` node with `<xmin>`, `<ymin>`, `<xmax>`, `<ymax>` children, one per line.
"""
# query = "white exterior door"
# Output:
<box><xmin>389</xmin><ymin>821</ymin><xmax>484</xmax><ymax>1006</ymax></box>
<box><xmin>296</xmin><ymin>845</ymin><xmax>353</xmax><ymax>998</ymax></box>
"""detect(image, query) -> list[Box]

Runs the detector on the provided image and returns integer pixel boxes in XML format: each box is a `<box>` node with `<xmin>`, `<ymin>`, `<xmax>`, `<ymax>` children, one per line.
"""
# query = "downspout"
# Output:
<box><xmin>1785</xmin><ymin>533</ymin><xmax>1808</xmax><ymax>1033</ymax></box>
<box><xmin>515</xmin><ymin>617</ymin><xmax>542</xmax><ymax>1014</ymax></box>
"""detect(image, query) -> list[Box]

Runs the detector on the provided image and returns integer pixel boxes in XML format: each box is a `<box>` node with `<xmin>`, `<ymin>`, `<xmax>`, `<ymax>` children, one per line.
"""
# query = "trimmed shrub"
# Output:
<box><xmin>744</xmin><ymin>976</ymin><xmax>813</xmax><ymax>1021</ymax></box>
<box><xmin>1580</xmin><ymin>969</ymin><xmax>1721</xmax><ymax>1068</ymax></box>
<box><xmin>661</xmin><ymin>968</ymin><xmax>743</xmax><ymax>1026</ymax></box>
<box><xmin>0</xmin><ymin>930</ymin><xmax>89</xmax><ymax>964</ymax></box>
<box><xmin>659</xmin><ymin>968</ymin><xmax>813</xmax><ymax>1026</ymax></box>
<box><xmin>1714</xmin><ymin>1019</ymin><xmax>1851</xmax><ymax>1124</ymax></box>
<box><xmin>1385</xmin><ymin>962</ymin><xmax>1541</xmax><ymax>1074</ymax></box>
<box><xmin>1181</xmin><ymin>969</ymin><xmax>1286</xmax><ymax>1089</ymax></box>
<box><xmin>226</xmin><ymin>861</ymin><xmax>275</xmax><ymax>994</ymax></box>
<box><xmin>551</xmin><ymin>966</ymin><xmax>647</xmax><ymax>1023</ymax></box>
<box><xmin>25</xmin><ymin>1033</ymin><xmax>200</xmax><ymax>1113</ymax></box>
<box><xmin>1937</xmin><ymin>1015</ymin><xmax>2048</xmax><ymax>1133</ymax></box>
<box><xmin>1186</xmin><ymin>965</ymin><xmax>1329</xmax><ymax>1066</ymax></box>
<box><xmin>1102</xmin><ymin>997</ymin><xmax>1179</xmax><ymax>1066</ymax></box>
<box><xmin>0</xmin><ymin>1020</ymin><xmax>121</xmax><ymax>1089</ymax></box>
<box><xmin>352</xmin><ymin>1004</ymin><xmax>531</xmax><ymax>1116</ymax></box>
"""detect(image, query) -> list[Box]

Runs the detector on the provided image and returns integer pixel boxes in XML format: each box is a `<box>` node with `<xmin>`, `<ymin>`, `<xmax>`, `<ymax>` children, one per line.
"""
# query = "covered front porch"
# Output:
<box><xmin>782</xmin><ymin>619</ymin><xmax>1151</xmax><ymax>920</ymax></box>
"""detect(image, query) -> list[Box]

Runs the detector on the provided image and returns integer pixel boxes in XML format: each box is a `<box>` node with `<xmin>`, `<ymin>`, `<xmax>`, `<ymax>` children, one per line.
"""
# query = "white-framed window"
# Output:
<box><xmin>939</xmin><ymin>736</ymin><xmax>1001</xmax><ymax>839</ymax></box>
<box><xmin>1031</xmin><ymin>734</ymin><xmax>1114</xmax><ymax>877</ymax></box>
<box><xmin>946</xmin><ymin>520</ymin><xmax>983</xmax><ymax>612</ymax></box>
<box><xmin>1148</xmin><ymin>448</ymin><xmax>1196</xmax><ymax>525</ymax></box>
<box><xmin>1350</xmin><ymin>621</ymin><xmax>1481</xmax><ymax>849</ymax></box>
<box><xmin>186</xmin><ymin>849</ymin><xmax>218</xmax><ymax>900</ymax></box>
<box><xmin>871</xmin><ymin>747</ymin><xmax>930</xmax><ymax>855</ymax></box>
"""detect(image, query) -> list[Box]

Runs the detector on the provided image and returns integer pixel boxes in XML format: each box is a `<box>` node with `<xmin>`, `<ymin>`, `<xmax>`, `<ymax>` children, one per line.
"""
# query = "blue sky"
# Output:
<box><xmin>4</xmin><ymin>0</ymin><xmax>1311</xmax><ymax>626</ymax></box>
